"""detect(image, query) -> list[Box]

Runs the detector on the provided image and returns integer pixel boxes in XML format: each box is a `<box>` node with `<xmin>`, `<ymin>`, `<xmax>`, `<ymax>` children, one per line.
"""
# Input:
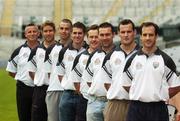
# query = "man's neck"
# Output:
<box><xmin>142</xmin><ymin>46</ymin><xmax>157</xmax><ymax>55</ymax></box>
<box><xmin>121</xmin><ymin>42</ymin><xmax>136</xmax><ymax>54</ymax></box>
<box><xmin>44</xmin><ymin>40</ymin><xmax>55</xmax><ymax>48</ymax></box>
<box><xmin>27</xmin><ymin>40</ymin><xmax>39</xmax><ymax>49</ymax></box>
<box><xmin>60</xmin><ymin>38</ymin><xmax>71</xmax><ymax>47</ymax></box>
<box><xmin>72</xmin><ymin>42</ymin><xmax>83</xmax><ymax>50</ymax></box>
<box><xmin>102</xmin><ymin>44</ymin><xmax>114</xmax><ymax>53</ymax></box>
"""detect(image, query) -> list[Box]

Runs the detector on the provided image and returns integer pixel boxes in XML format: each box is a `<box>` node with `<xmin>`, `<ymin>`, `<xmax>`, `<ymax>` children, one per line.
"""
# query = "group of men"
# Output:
<box><xmin>6</xmin><ymin>18</ymin><xmax>180</xmax><ymax>121</ymax></box>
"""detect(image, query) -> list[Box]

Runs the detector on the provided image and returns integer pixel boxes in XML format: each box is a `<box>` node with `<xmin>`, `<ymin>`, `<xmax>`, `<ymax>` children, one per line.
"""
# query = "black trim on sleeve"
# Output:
<box><xmin>85</xmin><ymin>49</ymin><xmax>98</xmax><ymax>69</ymax></box>
<box><xmin>28</xmin><ymin>46</ymin><xmax>38</xmax><ymax>61</ymax></box>
<box><xmin>159</xmin><ymin>49</ymin><xmax>177</xmax><ymax>73</ymax></box>
<box><xmin>56</xmin><ymin>46</ymin><xmax>68</xmax><ymax>66</ymax></box>
<box><xmin>123</xmin><ymin>52</ymin><xmax>137</xmax><ymax>72</ymax></box>
<box><xmin>8</xmin><ymin>45</ymin><xmax>23</xmax><ymax>61</ymax></box>
<box><xmin>72</xmin><ymin>50</ymin><xmax>89</xmax><ymax>70</ymax></box>
<box><xmin>44</xmin><ymin>44</ymin><xmax>56</xmax><ymax>62</ymax></box>
<box><xmin>102</xmin><ymin>50</ymin><xmax>113</xmax><ymax>67</ymax></box>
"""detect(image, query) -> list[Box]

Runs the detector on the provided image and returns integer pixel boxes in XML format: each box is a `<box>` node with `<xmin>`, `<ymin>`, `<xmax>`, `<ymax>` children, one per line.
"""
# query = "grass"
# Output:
<box><xmin>0</xmin><ymin>68</ymin><xmax>18</xmax><ymax>121</ymax></box>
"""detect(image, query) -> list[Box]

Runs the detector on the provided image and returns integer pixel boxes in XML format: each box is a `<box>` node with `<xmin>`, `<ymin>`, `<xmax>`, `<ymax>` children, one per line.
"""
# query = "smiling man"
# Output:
<box><xmin>27</xmin><ymin>21</ymin><xmax>56</xmax><ymax>121</ymax></box>
<box><xmin>122</xmin><ymin>22</ymin><xmax>180</xmax><ymax>121</ymax></box>
<box><xmin>6</xmin><ymin>23</ymin><xmax>40</xmax><ymax>121</ymax></box>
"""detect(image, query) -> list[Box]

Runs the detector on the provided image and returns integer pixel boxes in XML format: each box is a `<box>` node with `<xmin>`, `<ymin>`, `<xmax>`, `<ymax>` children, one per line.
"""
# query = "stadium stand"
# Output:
<box><xmin>0</xmin><ymin>0</ymin><xmax>179</xmax><ymax>69</ymax></box>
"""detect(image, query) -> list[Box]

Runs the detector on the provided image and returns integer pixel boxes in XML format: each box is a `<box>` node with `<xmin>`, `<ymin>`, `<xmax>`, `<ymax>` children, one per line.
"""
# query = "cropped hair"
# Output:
<box><xmin>41</xmin><ymin>20</ymin><xmax>56</xmax><ymax>31</ymax></box>
<box><xmin>86</xmin><ymin>24</ymin><xmax>99</xmax><ymax>37</ymax></box>
<box><xmin>73</xmin><ymin>22</ymin><xmax>86</xmax><ymax>34</ymax></box>
<box><xmin>140</xmin><ymin>22</ymin><xmax>159</xmax><ymax>35</ymax></box>
<box><xmin>24</xmin><ymin>23</ymin><xmax>39</xmax><ymax>32</ymax></box>
<box><xmin>118</xmin><ymin>19</ymin><xmax>135</xmax><ymax>31</ymax></box>
<box><xmin>99</xmin><ymin>22</ymin><xmax>114</xmax><ymax>33</ymax></box>
<box><xmin>60</xmin><ymin>19</ymin><xmax>72</xmax><ymax>28</ymax></box>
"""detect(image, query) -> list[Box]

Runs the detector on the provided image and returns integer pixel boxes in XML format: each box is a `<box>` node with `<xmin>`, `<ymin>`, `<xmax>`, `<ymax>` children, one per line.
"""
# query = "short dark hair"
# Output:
<box><xmin>86</xmin><ymin>24</ymin><xmax>99</xmax><ymax>37</ymax></box>
<box><xmin>25</xmin><ymin>23</ymin><xmax>39</xmax><ymax>32</ymax></box>
<box><xmin>99</xmin><ymin>22</ymin><xmax>114</xmax><ymax>33</ymax></box>
<box><xmin>140</xmin><ymin>22</ymin><xmax>159</xmax><ymax>35</ymax></box>
<box><xmin>118</xmin><ymin>19</ymin><xmax>135</xmax><ymax>31</ymax></box>
<box><xmin>41</xmin><ymin>20</ymin><xmax>56</xmax><ymax>31</ymax></box>
<box><xmin>61</xmin><ymin>19</ymin><xmax>72</xmax><ymax>28</ymax></box>
<box><xmin>73</xmin><ymin>22</ymin><xmax>86</xmax><ymax>34</ymax></box>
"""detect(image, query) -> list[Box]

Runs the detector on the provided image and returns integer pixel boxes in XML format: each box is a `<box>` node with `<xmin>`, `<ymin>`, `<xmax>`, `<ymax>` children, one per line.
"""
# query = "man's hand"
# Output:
<box><xmin>176</xmin><ymin>113</ymin><xmax>180</xmax><ymax>121</ymax></box>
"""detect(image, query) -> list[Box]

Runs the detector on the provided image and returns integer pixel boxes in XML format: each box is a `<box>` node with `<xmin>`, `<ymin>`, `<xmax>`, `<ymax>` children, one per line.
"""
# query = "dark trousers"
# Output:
<box><xmin>126</xmin><ymin>100</ymin><xmax>169</xmax><ymax>121</ymax></box>
<box><xmin>31</xmin><ymin>85</ymin><xmax>48</xmax><ymax>121</ymax></box>
<box><xmin>59</xmin><ymin>90</ymin><xmax>88</xmax><ymax>121</ymax></box>
<box><xmin>16</xmin><ymin>81</ymin><xmax>34</xmax><ymax>121</ymax></box>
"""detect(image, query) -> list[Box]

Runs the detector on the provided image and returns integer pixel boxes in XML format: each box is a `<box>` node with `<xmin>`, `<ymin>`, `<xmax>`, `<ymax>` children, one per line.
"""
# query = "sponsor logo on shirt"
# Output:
<box><xmin>136</xmin><ymin>62</ymin><xmax>142</xmax><ymax>70</ymax></box>
<box><xmin>153</xmin><ymin>61</ymin><xmax>159</xmax><ymax>69</ymax></box>
<box><xmin>53</xmin><ymin>52</ymin><xmax>59</xmax><ymax>59</ymax></box>
<box><xmin>114</xmin><ymin>58</ymin><xmax>121</xmax><ymax>65</ymax></box>
<box><xmin>83</xmin><ymin>59</ymin><xmax>88</xmax><ymax>65</ymax></box>
<box><xmin>94</xmin><ymin>58</ymin><xmax>101</xmax><ymax>65</ymax></box>
<box><xmin>23</xmin><ymin>53</ymin><xmax>29</xmax><ymax>58</ymax></box>
<box><xmin>68</xmin><ymin>55</ymin><xmax>74</xmax><ymax>61</ymax></box>
<box><xmin>39</xmin><ymin>53</ymin><xmax>45</xmax><ymax>59</ymax></box>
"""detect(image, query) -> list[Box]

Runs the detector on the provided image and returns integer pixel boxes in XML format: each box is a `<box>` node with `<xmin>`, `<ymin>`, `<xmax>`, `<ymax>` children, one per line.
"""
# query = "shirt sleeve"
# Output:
<box><xmin>27</xmin><ymin>54</ymin><xmax>37</xmax><ymax>72</ymax></box>
<box><xmin>6</xmin><ymin>46</ymin><xmax>22</xmax><ymax>73</ymax></box>
<box><xmin>82</xmin><ymin>61</ymin><xmax>93</xmax><ymax>83</ymax></box>
<box><xmin>71</xmin><ymin>63</ymin><xmax>82</xmax><ymax>82</ymax></box>
<box><xmin>44</xmin><ymin>50</ymin><xmax>53</xmax><ymax>73</ymax></box>
<box><xmin>102</xmin><ymin>59</ymin><xmax>112</xmax><ymax>83</ymax></box>
<box><xmin>6</xmin><ymin>57</ymin><xmax>18</xmax><ymax>73</ymax></box>
<box><xmin>56</xmin><ymin>61</ymin><xmax>65</xmax><ymax>76</ymax></box>
<box><xmin>166</xmin><ymin>66</ymin><xmax>180</xmax><ymax>87</ymax></box>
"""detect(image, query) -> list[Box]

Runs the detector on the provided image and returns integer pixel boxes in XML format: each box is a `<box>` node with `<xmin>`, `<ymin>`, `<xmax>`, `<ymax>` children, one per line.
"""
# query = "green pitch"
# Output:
<box><xmin>0</xmin><ymin>68</ymin><xmax>18</xmax><ymax>121</ymax></box>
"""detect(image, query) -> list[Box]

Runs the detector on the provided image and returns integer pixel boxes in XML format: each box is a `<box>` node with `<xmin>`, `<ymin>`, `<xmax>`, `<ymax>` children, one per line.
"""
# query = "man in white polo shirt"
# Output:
<box><xmin>6</xmin><ymin>23</ymin><xmax>40</xmax><ymax>121</ymax></box>
<box><xmin>122</xmin><ymin>22</ymin><xmax>180</xmax><ymax>121</ymax></box>
<box><xmin>28</xmin><ymin>21</ymin><xmax>56</xmax><ymax>121</ymax></box>
<box><xmin>82</xmin><ymin>22</ymin><xmax>115</xmax><ymax>121</ymax></box>
<box><xmin>69</xmin><ymin>24</ymin><xmax>100</xmax><ymax>120</ymax></box>
<box><xmin>102</xmin><ymin>19</ymin><xmax>139</xmax><ymax>121</ymax></box>
<box><xmin>56</xmin><ymin>22</ymin><xmax>86</xmax><ymax>121</ymax></box>
<box><xmin>44</xmin><ymin>19</ymin><xmax>72</xmax><ymax>121</ymax></box>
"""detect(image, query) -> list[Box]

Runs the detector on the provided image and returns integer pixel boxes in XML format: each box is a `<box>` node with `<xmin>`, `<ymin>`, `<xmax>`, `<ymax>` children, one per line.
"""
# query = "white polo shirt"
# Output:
<box><xmin>27</xmin><ymin>43</ymin><xmax>49</xmax><ymax>86</ymax></box>
<box><xmin>70</xmin><ymin>49</ymin><xmax>91</xmax><ymax>98</ymax></box>
<box><xmin>102</xmin><ymin>45</ymin><xmax>139</xmax><ymax>100</ymax></box>
<box><xmin>6</xmin><ymin>42</ymin><xmax>37</xmax><ymax>87</ymax></box>
<box><xmin>122</xmin><ymin>48</ymin><xmax>180</xmax><ymax>102</ymax></box>
<box><xmin>82</xmin><ymin>48</ymin><xmax>115</xmax><ymax>97</ymax></box>
<box><xmin>44</xmin><ymin>42</ymin><xmax>64</xmax><ymax>91</ymax></box>
<box><xmin>56</xmin><ymin>43</ymin><xmax>85</xmax><ymax>90</ymax></box>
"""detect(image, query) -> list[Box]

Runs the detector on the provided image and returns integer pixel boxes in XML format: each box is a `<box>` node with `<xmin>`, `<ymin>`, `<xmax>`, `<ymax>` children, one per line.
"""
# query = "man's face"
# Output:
<box><xmin>25</xmin><ymin>26</ymin><xmax>39</xmax><ymax>42</ymax></box>
<box><xmin>58</xmin><ymin>22</ymin><xmax>71</xmax><ymax>40</ymax></box>
<box><xmin>88</xmin><ymin>29</ymin><xmax>100</xmax><ymax>51</ymax></box>
<box><xmin>98</xmin><ymin>27</ymin><xmax>114</xmax><ymax>49</ymax></box>
<box><xmin>140</xmin><ymin>26</ymin><xmax>157</xmax><ymax>49</ymax></box>
<box><xmin>71</xmin><ymin>27</ymin><xmax>85</xmax><ymax>44</ymax></box>
<box><xmin>42</xmin><ymin>25</ymin><xmax>55</xmax><ymax>42</ymax></box>
<box><xmin>118</xmin><ymin>23</ymin><xmax>135</xmax><ymax>46</ymax></box>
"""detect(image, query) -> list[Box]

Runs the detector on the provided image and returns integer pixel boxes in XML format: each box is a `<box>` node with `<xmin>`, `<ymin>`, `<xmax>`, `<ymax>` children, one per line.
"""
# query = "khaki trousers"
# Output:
<box><xmin>104</xmin><ymin>99</ymin><xmax>130</xmax><ymax>121</ymax></box>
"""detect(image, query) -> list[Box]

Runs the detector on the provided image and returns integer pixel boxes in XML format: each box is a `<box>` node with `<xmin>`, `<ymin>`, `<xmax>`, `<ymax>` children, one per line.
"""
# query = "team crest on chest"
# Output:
<box><xmin>94</xmin><ymin>58</ymin><xmax>101</xmax><ymax>65</ymax></box>
<box><xmin>68</xmin><ymin>55</ymin><xmax>74</xmax><ymax>61</ymax></box>
<box><xmin>39</xmin><ymin>53</ymin><xmax>45</xmax><ymax>59</ymax></box>
<box><xmin>136</xmin><ymin>62</ymin><xmax>142</xmax><ymax>70</ymax></box>
<box><xmin>53</xmin><ymin>52</ymin><xmax>59</xmax><ymax>58</ymax></box>
<box><xmin>83</xmin><ymin>59</ymin><xmax>88</xmax><ymax>65</ymax></box>
<box><xmin>114</xmin><ymin>58</ymin><xmax>121</xmax><ymax>65</ymax></box>
<box><xmin>153</xmin><ymin>61</ymin><xmax>159</xmax><ymax>69</ymax></box>
<box><xmin>23</xmin><ymin>53</ymin><xmax>29</xmax><ymax>58</ymax></box>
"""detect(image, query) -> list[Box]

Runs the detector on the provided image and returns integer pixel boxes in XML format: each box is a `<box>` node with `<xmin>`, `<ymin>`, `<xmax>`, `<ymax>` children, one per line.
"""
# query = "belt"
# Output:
<box><xmin>17</xmin><ymin>80</ymin><xmax>34</xmax><ymax>88</ymax></box>
<box><xmin>64</xmin><ymin>90</ymin><xmax>82</xmax><ymax>95</ymax></box>
<box><xmin>90</xmin><ymin>95</ymin><xmax>107</xmax><ymax>102</ymax></box>
<box><xmin>35</xmin><ymin>85</ymin><xmax>48</xmax><ymax>90</ymax></box>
